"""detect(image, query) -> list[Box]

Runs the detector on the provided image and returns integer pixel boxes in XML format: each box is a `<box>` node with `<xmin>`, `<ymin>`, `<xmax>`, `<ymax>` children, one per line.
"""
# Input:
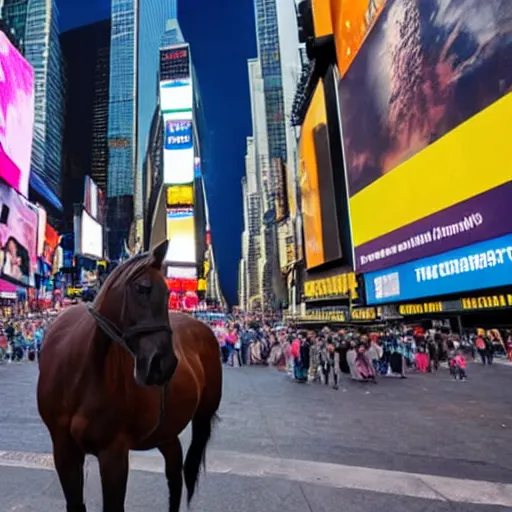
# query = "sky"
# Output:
<box><xmin>58</xmin><ymin>0</ymin><xmax>257</xmax><ymax>306</ymax></box>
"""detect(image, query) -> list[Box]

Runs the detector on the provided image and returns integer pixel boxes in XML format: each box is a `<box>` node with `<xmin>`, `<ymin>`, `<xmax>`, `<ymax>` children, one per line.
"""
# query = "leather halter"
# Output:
<box><xmin>87</xmin><ymin>303</ymin><xmax>172</xmax><ymax>443</ymax></box>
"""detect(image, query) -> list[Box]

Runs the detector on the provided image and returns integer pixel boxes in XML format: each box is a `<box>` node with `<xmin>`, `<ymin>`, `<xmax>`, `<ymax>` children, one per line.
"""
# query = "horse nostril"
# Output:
<box><xmin>148</xmin><ymin>353</ymin><xmax>162</xmax><ymax>379</ymax></box>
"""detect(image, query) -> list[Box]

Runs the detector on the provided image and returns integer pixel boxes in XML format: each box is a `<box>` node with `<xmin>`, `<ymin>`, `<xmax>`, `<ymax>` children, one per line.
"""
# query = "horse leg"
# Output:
<box><xmin>52</xmin><ymin>433</ymin><xmax>86</xmax><ymax>512</ymax></box>
<box><xmin>159</xmin><ymin>437</ymin><xmax>183</xmax><ymax>512</ymax></box>
<box><xmin>97</xmin><ymin>445</ymin><xmax>129</xmax><ymax>512</ymax></box>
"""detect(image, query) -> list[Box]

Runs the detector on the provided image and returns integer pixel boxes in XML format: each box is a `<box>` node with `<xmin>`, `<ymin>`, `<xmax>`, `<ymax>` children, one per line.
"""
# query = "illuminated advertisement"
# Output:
<box><xmin>299</xmin><ymin>80</ymin><xmax>341</xmax><ymax>269</ymax></box>
<box><xmin>330</xmin><ymin>0</ymin><xmax>386</xmax><ymax>76</ymax></box>
<box><xmin>160</xmin><ymin>45</ymin><xmax>190</xmax><ymax>82</ymax></box>
<box><xmin>0</xmin><ymin>32</ymin><xmax>35</xmax><ymax>197</ymax></box>
<box><xmin>166</xmin><ymin>209</ymin><xmax>196</xmax><ymax>263</ymax></box>
<box><xmin>166</xmin><ymin>266</ymin><xmax>197</xmax><ymax>279</ymax></box>
<box><xmin>160</xmin><ymin>79</ymin><xmax>193</xmax><ymax>113</ymax></box>
<box><xmin>339</xmin><ymin>0</ymin><xmax>512</xmax><ymax>273</ymax></box>
<box><xmin>43</xmin><ymin>224</ymin><xmax>59</xmax><ymax>267</ymax></box>
<box><xmin>36</xmin><ymin>205</ymin><xmax>47</xmax><ymax>256</ymax></box>
<box><xmin>0</xmin><ymin>183</ymin><xmax>38</xmax><ymax>287</ymax></box>
<box><xmin>80</xmin><ymin>210</ymin><xmax>103</xmax><ymax>260</ymax></box>
<box><xmin>166</xmin><ymin>278</ymin><xmax>197</xmax><ymax>293</ymax></box>
<box><xmin>83</xmin><ymin>175</ymin><xmax>103</xmax><ymax>222</ymax></box>
<box><xmin>364</xmin><ymin>233</ymin><xmax>512</xmax><ymax>305</ymax></box>
<box><xmin>167</xmin><ymin>184</ymin><xmax>194</xmax><ymax>207</ymax></box>
<box><xmin>163</xmin><ymin>118</ymin><xmax>194</xmax><ymax>184</ymax></box>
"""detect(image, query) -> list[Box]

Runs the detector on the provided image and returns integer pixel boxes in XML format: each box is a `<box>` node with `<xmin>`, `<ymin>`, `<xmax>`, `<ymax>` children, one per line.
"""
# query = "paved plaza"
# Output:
<box><xmin>0</xmin><ymin>361</ymin><xmax>511</xmax><ymax>511</ymax></box>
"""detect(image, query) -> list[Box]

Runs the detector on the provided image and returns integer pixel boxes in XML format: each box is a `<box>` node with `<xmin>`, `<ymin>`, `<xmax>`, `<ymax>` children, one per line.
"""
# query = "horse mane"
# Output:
<box><xmin>94</xmin><ymin>253</ymin><xmax>152</xmax><ymax>310</ymax></box>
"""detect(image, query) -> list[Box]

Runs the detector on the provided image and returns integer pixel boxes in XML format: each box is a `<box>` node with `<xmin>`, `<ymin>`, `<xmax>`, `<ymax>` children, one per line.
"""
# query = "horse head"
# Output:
<box><xmin>92</xmin><ymin>240</ymin><xmax>177</xmax><ymax>387</ymax></box>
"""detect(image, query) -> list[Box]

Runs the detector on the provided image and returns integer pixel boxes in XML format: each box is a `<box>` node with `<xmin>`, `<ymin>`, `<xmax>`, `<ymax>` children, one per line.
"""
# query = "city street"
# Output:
<box><xmin>1</xmin><ymin>361</ymin><xmax>512</xmax><ymax>511</ymax></box>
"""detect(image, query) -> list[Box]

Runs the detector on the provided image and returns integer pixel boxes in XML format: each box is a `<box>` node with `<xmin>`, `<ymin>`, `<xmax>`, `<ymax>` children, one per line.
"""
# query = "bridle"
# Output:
<box><xmin>87</xmin><ymin>296</ymin><xmax>172</xmax><ymax>443</ymax></box>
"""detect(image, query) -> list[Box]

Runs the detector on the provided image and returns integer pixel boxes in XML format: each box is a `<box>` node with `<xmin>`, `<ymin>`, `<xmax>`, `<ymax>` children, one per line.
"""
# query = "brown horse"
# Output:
<box><xmin>37</xmin><ymin>241</ymin><xmax>222</xmax><ymax>512</ymax></box>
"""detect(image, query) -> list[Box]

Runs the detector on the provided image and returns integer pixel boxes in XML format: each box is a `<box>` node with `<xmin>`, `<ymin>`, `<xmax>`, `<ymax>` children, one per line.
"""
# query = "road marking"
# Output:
<box><xmin>0</xmin><ymin>449</ymin><xmax>511</xmax><ymax>507</ymax></box>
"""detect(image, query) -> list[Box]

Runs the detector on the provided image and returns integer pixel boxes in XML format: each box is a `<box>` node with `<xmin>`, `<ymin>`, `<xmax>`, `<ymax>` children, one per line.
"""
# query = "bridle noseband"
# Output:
<box><xmin>87</xmin><ymin>302</ymin><xmax>172</xmax><ymax>443</ymax></box>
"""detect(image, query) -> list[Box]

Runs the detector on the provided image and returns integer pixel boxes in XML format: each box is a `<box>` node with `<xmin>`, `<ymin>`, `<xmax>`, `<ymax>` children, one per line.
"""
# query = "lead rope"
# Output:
<box><xmin>87</xmin><ymin>303</ymin><xmax>168</xmax><ymax>443</ymax></box>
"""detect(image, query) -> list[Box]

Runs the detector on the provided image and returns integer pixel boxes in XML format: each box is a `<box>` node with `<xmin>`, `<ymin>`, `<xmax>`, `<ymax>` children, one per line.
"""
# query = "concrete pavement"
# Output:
<box><xmin>0</xmin><ymin>360</ymin><xmax>511</xmax><ymax>511</ymax></box>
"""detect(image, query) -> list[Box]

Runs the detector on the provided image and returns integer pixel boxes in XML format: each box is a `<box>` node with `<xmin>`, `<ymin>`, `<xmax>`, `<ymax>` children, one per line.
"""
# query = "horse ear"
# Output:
<box><xmin>151</xmin><ymin>240</ymin><xmax>168</xmax><ymax>269</ymax></box>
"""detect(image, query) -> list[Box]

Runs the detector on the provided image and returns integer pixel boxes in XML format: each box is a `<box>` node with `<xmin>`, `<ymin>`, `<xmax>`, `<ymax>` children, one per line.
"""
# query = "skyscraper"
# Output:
<box><xmin>106</xmin><ymin>0</ymin><xmax>180</xmax><ymax>259</ymax></box>
<box><xmin>60</xmin><ymin>19</ymin><xmax>110</xmax><ymax>233</ymax></box>
<box><xmin>1</xmin><ymin>0</ymin><xmax>65</xmax><ymax>206</ymax></box>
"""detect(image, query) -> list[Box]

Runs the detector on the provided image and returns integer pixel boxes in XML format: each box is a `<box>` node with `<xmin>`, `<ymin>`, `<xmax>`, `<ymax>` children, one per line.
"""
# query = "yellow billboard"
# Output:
<box><xmin>337</xmin><ymin>0</ymin><xmax>512</xmax><ymax>274</ymax></box>
<box><xmin>166</xmin><ymin>209</ymin><xmax>196</xmax><ymax>264</ymax></box>
<box><xmin>299</xmin><ymin>81</ymin><xmax>326</xmax><ymax>269</ymax></box>
<box><xmin>166</xmin><ymin>184</ymin><xmax>194</xmax><ymax>207</ymax></box>
<box><xmin>312</xmin><ymin>0</ymin><xmax>333</xmax><ymax>38</ymax></box>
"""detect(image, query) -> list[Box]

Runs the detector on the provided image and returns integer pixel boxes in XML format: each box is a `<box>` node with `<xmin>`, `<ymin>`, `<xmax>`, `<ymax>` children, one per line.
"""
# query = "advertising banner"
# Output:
<box><xmin>0</xmin><ymin>32</ymin><xmax>35</xmax><ymax>198</ymax></box>
<box><xmin>160</xmin><ymin>79</ymin><xmax>193</xmax><ymax>113</ymax></box>
<box><xmin>167</xmin><ymin>184</ymin><xmax>194</xmax><ymax>207</ymax></box>
<box><xmin>166</xmin><ymin>266</ymin><xmax>197</xmax><ymax>279</ymax></box>
<box><xmin>165</xmin><ymin>208</ymin><xmax>196</xmax><ymax>263</ymax></box>
<box><xmin>43</xmin><ymin>224</ymin><xmax>59</xmax><ymax>267</ymax></box>
<box><xmin>0</xmin><ymin>183</ymin><xmax>38</xmax><ymax>287</ymax></box>
<box><xmin>364</xmin><ymin>233</ymin><xmax>512</xmax><ymax>305</ymax></box>
<box><xmin>159</xmin><ymin>45</ymin><xmax>190</xmax><ymax>82</ymax></box>
<box><xmin>339</xmin><ymin>0</ymin><xmax>512</xmax><ymax>273</ymax></box>
<box><xmin>163</xmin><ymin>118</ymin><xmax>194</xmax><ymax>184</ymax></box>
<box><xmin>330</xmin><ymin>0</ymin><xmax>386</xmax><ymax>77</ymax></box>
<box><xmin>299</xmin><ymin>80</ymin><xmax>342</xmax><ymax>269</ymax></box>
<box><xmin>80</xmin><ymin>210</ymin><xmax>103</xmax><ymax>260</ymax></box>
<box><xmin>36</xmin><ymin>205</ymin><xmax>47</xmax><ymax>257</ymax></box>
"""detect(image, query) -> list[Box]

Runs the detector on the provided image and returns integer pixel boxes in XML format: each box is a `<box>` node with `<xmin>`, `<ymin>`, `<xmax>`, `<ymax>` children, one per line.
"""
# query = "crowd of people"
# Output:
<box><xmin>0</xmin><ymin>314</ymin><xmax>53</xmax><ymax>361</ymax></box>
<box><xmin>212</xmin><ymin>319</ymin><xmax>512</xmax><ymax>387</ymax></box>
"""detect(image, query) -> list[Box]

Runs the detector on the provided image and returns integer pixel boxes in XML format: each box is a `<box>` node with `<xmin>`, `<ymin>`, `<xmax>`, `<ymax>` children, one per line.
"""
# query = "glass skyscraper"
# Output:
<box><xmin>1</xmin><ymin>0</ymin><xmax>65</xmax><ymax>203</ymax></box>
<box><xmin>254</xmin><ymin>0</ymin><xmax>287</xmax><ymax>161</ymax></box>
<box><xmin>107</xmin><ymin>0</ymin><xmax>179</xmax><ymax>259</ymax></box>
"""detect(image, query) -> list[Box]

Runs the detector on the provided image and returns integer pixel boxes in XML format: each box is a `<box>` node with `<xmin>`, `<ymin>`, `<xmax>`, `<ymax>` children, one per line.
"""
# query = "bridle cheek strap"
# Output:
<box><xmin>86</xmin><ymin>303</ymin><xmax>171</xmax><ymax>443</ymax></box>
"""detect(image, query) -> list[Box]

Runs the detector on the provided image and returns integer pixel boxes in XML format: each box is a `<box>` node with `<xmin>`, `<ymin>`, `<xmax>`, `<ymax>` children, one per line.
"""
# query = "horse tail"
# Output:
<box><xmin>183</xmin><ymin>412</ymin><xmax>220</xmax><ymax>504</ymax></box>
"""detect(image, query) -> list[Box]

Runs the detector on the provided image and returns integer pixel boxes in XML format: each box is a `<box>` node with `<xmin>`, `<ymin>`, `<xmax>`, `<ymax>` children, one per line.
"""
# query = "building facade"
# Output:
<box><xmin>107</xmin><ymin>0</ymin><xmax>179</xmax><ymax>259</ymax></box>
<box><xmin>60</xmin><ymin>19</ymin><xmax>110</xmax><ymax>233</ymax></box>
<box><xmin>1</xmin><ymin>0</ymin><xmax>65</xmax><ymax>206</ymax></box>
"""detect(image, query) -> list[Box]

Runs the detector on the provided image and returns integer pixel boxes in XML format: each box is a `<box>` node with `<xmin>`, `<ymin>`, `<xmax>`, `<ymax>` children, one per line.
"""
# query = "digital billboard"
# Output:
<box><xmin>299</xmin><ymin>79</ymin><xmax>342</xmax><ymax>269</ymax></box>
<box><xmin>339</xmin><ymin>0</ymin><xmax>512</xmax><ymax>273</ymax></box>
<box><xmin>364</xmin><ymin>233</ymin><xmax>512</xmax><ymax>305</ymax></box>
<box><xmin>160</xmin><ymin>79</ymin><xmax>193</xmax><ymax>113</ymax></box>
<box><xmin>0</xmin><ymin>32</ymin><xmax>35</xmax><ymax>198</ymax></box>
<box><xmin>0</xmin><ymin>182</ymin><xmax>38</xmax><ymax>287</ymax></box>
<box><xmin>80</xmin><ymin>210</ymin><xmax>103</xmax><ymax>260</ymax></box>
<box><xmin>160</xmin><ymin>45</ymin><xmax>190</xmax><ymax>82</ymax></box>
<box><xmin>166</xmin><ymin>209</ymin><xmax>196</xmax><ymax>263</ymax></box>
<box><xmin>330</xmin><ymin>0</ymin><xmax>386</xmax><ymax>77</ymax></box>
<box><xmin>166</xmin><ymin>266</ymin><xmax>197</xmax><ymax>279</ymax></box>
<box><xmin>83</xmin><ymin>175</ymin><xmax>104</xmax><ymax>222</ymax></box>
<box><xmin>163</xmin><ymin>118</ymin><xmax>194</xmax><ymax>184</ymax></box>
<box><xmin>167</xmin><ymin>184</ymin><xmax>194</xmax><ymax>207</ymax></box>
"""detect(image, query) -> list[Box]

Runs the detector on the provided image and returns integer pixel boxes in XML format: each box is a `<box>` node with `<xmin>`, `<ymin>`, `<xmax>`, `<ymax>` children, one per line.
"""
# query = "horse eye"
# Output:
<box><xmin>135</xmin><ymin>283</ymin><xmax>152</xmax><ymax>295</ymax></box>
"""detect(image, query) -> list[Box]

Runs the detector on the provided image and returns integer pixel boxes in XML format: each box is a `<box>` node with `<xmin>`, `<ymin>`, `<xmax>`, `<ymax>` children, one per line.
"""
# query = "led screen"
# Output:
<box><xmin>339</xmin><ymin>0</ymin><xmax>512</xmax><ymax>273</ymax></box>
<box><xmin>166</xmin><ymin>209</ymin><xmax>196</xmax><ymax>263</ymax></box>
<box><xmin>80</xmin><ymin>210</ymin><xmax>103</xmax><ymax>259</ymax></box>
<box><xmin>166</xmin><ymin>266</ymin><xmax>197</xmax><ymax>279</ymax></box>
<box><xmin>163</xmin><ymin>118</ymin><xmax>194</xmax><ymax>184</ymax></box>
<box><xmin>0</xmin><ymin>32</ymin><xmax>35</xmax><ymax>197</ymax></box>
<box><xmin>0</xmin><ymin>182</ymin><xmax>38</xmax><ymax>287</ymax></box>
<box><xmin>160</xmin><ymin>79</ymin><xmax>193</xmax><ymax>113</ymax></box>
<box><xmin>167</xmin><ymin>184</ymin><xmax>194</xmax><ymax>207</ymax></box>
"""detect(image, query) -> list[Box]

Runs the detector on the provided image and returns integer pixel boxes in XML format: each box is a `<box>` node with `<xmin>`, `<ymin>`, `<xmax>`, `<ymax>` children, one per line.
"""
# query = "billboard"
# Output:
<box><xmin>364</xmin><ymin>233</ymin><xmax>512</xmax><ymax>305</ymax></box>
<box><xmin>0</xmin><ymin>182</ymin><xmax>38</xmax><ymax>287</ymax></box>
<box><xmin>80</xmin><ymin>210</ymin><xmax>103</xmax><ymax>260</ymax></box>
<box><xmin>166</xmin><ymin>208</ymin><xmax>196</xmax><ymax>263</ymax></box>
<box><xmin>166</xmin><ymin>266</ymin><xmax>197</xmax><ymax>279</ymax></box>
<box><xmin>330</xmin><ymin>0</ymin><xmax>386</xmax><ymax>77</ymax></box>
<box><xmin>160</xmin><ymin>79</ymin><xmax>193</xmax><ymax>113</ymax></box>
<box><xmin>43</xmin><ymin>223</ymin><xmax>60</xmax><ymax>267</ymax></box>
<box><xmin>167</xmin><ymin>184</ymin><xmax>194</xmax><ymax>207</ymax></box>
<box><xmin>339</xmin><ymin>0</ymin><xmax>512</xmax><ymax>273</ymax></box>
<box><xmin>36</xmin><ymin>205</ymin><xmax>47</xmax><ymax>257</ymax></box>
<box><xmin>163</xmin><ymin>118</ymin><xmax>194</xmax><ymax>184</ymax></box>
<box><xmin>299</xmin><ymin>79</ymin><xmax>342</xmax><ymax>269</ymax></box>
<box><xmin>83</xmin><ymin>175</ymin><xmax>104</xmax><ymax>223</ymax></box>
<box><xmin>0</xmin><ymin>32</ymin><xmax>35</xmax><ymax>198</ymax></box>
<box><xmin>160</xmin><ymin>45</ymin><xmax>190</xmax><ymax>82</ymax></box>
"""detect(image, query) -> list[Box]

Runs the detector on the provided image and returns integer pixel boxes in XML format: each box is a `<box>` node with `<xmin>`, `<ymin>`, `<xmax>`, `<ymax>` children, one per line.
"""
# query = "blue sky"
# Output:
<box><xmin>58</xmin><ymin>0</ymin><xmax>257</xmax><ymax>306</ymax></box>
